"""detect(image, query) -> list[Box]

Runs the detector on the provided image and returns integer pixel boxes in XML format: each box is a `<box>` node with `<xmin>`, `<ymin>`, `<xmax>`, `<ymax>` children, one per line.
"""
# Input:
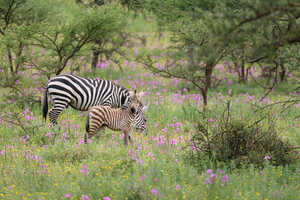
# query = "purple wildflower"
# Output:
<box><xmin>80</xmin><ymin>164</ymin><xmax>89</xmax><ymax>176</ymax></box>
<box><xmin>81</xmin><ymin>195</ymin><xmax>90</xmax><ymax>200</ymax></box>
<box><xmin>151</xmin><ymin>189</ymin><xmax>158</xmax><ymax>196</ymax></box>
<box><xmin>206</xmin><ymin>169</ymin><xmax>213</xmax><ymax>175</ymax></box>
<box><xmin>264</xmin><ymin>155</ymin><xmax>271</xmax><ymax>160</ymax></box>
<box><xmin>140</xmin><ymin>174</ymin><xmax>146</xmax><ymax>181</ymax></box>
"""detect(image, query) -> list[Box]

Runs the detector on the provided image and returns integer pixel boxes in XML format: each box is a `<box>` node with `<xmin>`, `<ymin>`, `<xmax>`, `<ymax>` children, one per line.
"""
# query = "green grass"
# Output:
<box><xmin>1</xmin><ymin>81</ymin><xmax>300</xmax><ymax>199</ymax></box>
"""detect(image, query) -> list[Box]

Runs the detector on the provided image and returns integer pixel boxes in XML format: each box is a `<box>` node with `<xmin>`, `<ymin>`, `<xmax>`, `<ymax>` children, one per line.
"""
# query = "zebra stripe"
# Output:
<box><xmin>85</xmin><ymin>103</ymin><xmax>138</xmax><ymax>146</ymax></box>
<box><xmin>42</xmin><ymin>74</ymin><xmax>146</xmax><ymax>130</ymax></box>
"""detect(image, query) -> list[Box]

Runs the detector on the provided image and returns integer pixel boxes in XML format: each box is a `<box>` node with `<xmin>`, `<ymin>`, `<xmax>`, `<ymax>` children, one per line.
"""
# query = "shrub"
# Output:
<box><xmin>185</xmin><ymin>102</ymin><xmax>298</xmax><ymax>169</ymax></box>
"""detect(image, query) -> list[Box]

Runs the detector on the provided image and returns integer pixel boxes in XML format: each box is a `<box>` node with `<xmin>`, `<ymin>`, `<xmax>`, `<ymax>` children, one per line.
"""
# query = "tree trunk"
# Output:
<box><xmin>239</xmin><ymin>65</ymin><xmax>246</xmax><ymax>83</ymax></box>
<box><xmin>273</xmin><ymin>62</ymin><xmax>278</xmax><ymax>84</ymax></box>
<box><xmin>279</xmin><ymin>63</ymin><xmax>286</xmax><ymax>82</ymax></box>
<box><xmin>91</xmin><ymin>49</ymin><xmax>100</xmax><ymax>70</ymax></box>
<box><xmin>201</xmin><ymin>87</ymin><xmax>208</xmax><ymax>107</ymax></box>
<box><xmin>201</xmin><ymin>63</ymin><xmax>214</xmax><ymax>106</ymax></box>
<box><xmin>7</xmin><ymin>46</ymin><xmax>14</xmax><ymax>74</ymax></box>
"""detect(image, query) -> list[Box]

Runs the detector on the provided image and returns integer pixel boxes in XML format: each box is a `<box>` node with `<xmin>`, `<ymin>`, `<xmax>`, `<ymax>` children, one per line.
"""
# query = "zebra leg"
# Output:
<box><xmin>86</xmin><ymin>127</ymin><xmax>105</xmax><ymax>143</ymax></box>
<box><xmin>48</xmin><ymin>98</ymin><xmax>70</xmax><ymax>126</ymax></box>
<box><xmin>123</xmin><ymin>130</ymin><xmax>129</xmax><ymax>146</ymax></box>
<box><xmin>128</xmin><ymin>128</ymin><xmax>134</xmax><ymax>145</ymax></box>
<box><xmin>49</xmin><ymin>107</ymin><xmax>63</xmax><ymax>127</ymax></box>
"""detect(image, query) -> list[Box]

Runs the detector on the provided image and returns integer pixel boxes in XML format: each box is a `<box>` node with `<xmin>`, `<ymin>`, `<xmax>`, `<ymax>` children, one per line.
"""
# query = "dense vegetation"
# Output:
<box><xmin>0</xmin><ymin>0</ymin><xmax>299</xmax><ymax>199</ymax></box>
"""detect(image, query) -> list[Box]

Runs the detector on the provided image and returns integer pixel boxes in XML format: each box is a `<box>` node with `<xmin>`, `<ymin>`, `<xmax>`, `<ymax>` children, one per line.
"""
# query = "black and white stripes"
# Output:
<box><xmin>85</xmin><ymin>102</ymin><xmax>138</xmax><ymax>146</ymax></box>
<box><xmin>42</xmin><ymin>74</ymin><xmax>146</xmax><ymax>130</ymax></box>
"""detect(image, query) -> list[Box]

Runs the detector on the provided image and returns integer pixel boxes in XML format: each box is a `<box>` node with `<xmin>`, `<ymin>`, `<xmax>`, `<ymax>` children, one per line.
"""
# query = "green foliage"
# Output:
<box><xmin>140</xmin><ymin>0</ymin><xmax>300</xmax><ymax>105</ymax></box>
<box><xmin>186</xmin><ymin>103</ymin><xmax>298</xmax><ymax>169</ymax></box>
<box><xmin>31</xmin><ymin>3</ymin><xmax>127</xmax><ymax>76</ymax></box>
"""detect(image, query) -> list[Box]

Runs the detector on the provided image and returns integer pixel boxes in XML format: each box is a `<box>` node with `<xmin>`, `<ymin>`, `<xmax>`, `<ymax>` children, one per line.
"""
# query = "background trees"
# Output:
<box><xmin>0</xmin><ymin>0</ymin><xmax>127</xmax><ymax>106</ymax></box>
<box><xmin>139</xmin><ymin>0</ymin><xmax>300</xmax><ymax>105</ymax></box>
<box><xmin>0</xmin><ymin>0</ymin><xmax>299</xmax><ymax>107</ymax></box>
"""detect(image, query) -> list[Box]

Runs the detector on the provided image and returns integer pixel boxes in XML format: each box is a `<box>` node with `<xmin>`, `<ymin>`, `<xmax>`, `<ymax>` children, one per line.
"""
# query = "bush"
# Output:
<box><xmin>185</xmin><ymin>102</ymin><xmax>298</xmax><ymax>169</ymax></box>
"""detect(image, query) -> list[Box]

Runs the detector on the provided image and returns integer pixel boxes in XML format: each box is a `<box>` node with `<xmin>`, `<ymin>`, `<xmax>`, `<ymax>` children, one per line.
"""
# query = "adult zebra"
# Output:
<box><xmin>42</xmin><ymin>74</ymin><xmax>147</xmax><ymax>131</ymax></box>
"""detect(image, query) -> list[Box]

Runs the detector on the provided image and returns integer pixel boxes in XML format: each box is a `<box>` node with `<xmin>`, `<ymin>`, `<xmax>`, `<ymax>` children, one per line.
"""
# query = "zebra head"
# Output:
<box><xmin>121</xmin><ymin>89</ymin><xmax>148</xmax><ymax>133</ymax></box>
<box><xmin>134</xmin><ymin>104</ymin><xmax>148</xmax><ymax>133</ymax></box>
<box><xmin>129</xmin><ymin>90</ymin><xmax>148</xmax><ymax>133</ymax></box>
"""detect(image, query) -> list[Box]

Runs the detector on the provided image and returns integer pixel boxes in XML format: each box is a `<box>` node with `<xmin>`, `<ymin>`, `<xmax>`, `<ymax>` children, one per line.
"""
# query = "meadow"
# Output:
<box><xmin>1</xmin><ymin>13</ymin><xmax>300</xmax><ymax>200</ymax></box>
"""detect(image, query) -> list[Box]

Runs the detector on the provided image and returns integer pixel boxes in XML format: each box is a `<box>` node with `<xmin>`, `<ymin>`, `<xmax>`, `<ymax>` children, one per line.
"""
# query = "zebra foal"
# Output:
<box><xmin>85</xmin><ymin>99</ymin><xmax>140</xmax><ymax>146</ymax></box>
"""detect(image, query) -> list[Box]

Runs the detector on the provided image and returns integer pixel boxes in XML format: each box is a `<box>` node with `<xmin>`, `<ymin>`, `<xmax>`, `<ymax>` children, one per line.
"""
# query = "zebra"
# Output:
<box><xmin>85</xmin><ymin>96</ymin><xmax>141</xmax><ymax>146</ymax></box>
<box><xmin>42</xmin><ymin>74</ymin><xmax>147</xmax><ymax>131</ymax></box>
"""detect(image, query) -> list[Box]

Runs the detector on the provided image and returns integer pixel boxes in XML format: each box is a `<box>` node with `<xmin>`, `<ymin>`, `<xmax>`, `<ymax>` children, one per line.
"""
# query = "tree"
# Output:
<box><xmin>30</xmin><ymin>3</ymin><xmax>126</xmax><ymax>77</ymax></box>
<box><xmin>0</xmin><ymin>1</ymin><xmax>126</xmax><ymax>107</ymax></box>
<box><xmin>0</xmin><ymin>0</ymin><xmax>56</xmax><ymax>79</ymax></box>
<box><xmin>218</xmin><ymin>0</ymin><xmax>300</xmax><ymax>84</ymax></box>
<box><xmin>140</xmin><ymin>0</ymin><xmax>300</xmax><ymax>106</ymax></box>
<box><xmin>140</xmin><ymin>0</ymin><xmax>223</xmax><ymax>106</ymax></box>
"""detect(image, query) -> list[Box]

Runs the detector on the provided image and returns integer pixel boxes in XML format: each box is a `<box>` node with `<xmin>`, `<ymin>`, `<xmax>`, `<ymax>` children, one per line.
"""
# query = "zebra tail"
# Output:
<box><xmin>85</xmin><ymin>112</ymin><xmax>90</xmax><ymax>144</ymax></box>
<box><xmin>42</xmin><ymin>87</ymin><xmax>48</xmax><ymax>122</ymax></box>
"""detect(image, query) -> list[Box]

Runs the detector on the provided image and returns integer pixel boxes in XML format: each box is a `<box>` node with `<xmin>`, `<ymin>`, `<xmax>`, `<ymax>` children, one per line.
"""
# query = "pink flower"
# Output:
<box><xmin>45</xmin><ymin>132</ymin><xmax>51</xmax><ymax>137</ymax></box>
<box><xmin>80</xmin><ymin>164</ymin><xmax>89</xmax><ymax>176</ymax></box>
<box><xmin>140</xmin><ymin>174</ymin><xmax>146</xmax><ymax>181</ymax></box>
<box><xmin>65</xmin><ymin>194</ymin><xmax>71</xmax><ymax>198</ymax></box>
<box><xmin>228</xmin><ymin>89</ymin><xmax>232</xmax><ymax>95</ymax></box>
<box><xmin>260</xmin><ymin>170</ymin><xmax>264</xmax><ymax>175</ymax></box>
<box><xmin>207</xmin><ymin>173</ymin><xmax>217</xmax><ymax>184</ymax></box>
<box><xmin>206</xmin><ymin>169</ymin><xmax>213</xmax><ymax>175</ymax></box>
<box><xmin>220</xmin><ymin>175</ymin><xmax>229</xmax><ymax>183</ymax></box>
<box><xmin>264</xmin><ymin>155</ymin><xmax>271</xmax><ymax>160</ymax></box>
<box><xmin>103</xmin><ymin>197</ymin><xmax>111</xmax><ymax>200</ymax></box>
<box><xmin>151</xmin><ymin>188</ymin><xmax>158</xmax><ymax>196</ymax></box>
<box><xmin>176</xmin><ymin>184</ymin><xmax>181</xmax><ymax>190</ymax></box>
<box><xmin>169</xmin><ymin>139</ymin><xmax>177</xmax><ymax>146</ymax></box>
<box><xmin>246</xmin><ymin>92</ymin><xmax>254</xmax><ymax>101</ymax></box>
<box><xmin>136</xmin><ymin>159</ymin><xmax>143</xmax><ymax>165</ymax></box>
<box><xmin>154</xmin><ymin>178</ymin><xmax>158</xmax><ymax>182</ymax></box>
<box><xmin>82</xmin><ymin>195</ymin><xmax>90</xmax><ymax>200</ymax></box>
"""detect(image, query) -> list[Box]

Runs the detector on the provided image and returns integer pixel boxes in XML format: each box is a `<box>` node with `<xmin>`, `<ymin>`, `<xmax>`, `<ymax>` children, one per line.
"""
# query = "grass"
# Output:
<box><xmin>1</xmin><ymin>70</ymin><xmax>300</xmax><ymax>199</ymax></box>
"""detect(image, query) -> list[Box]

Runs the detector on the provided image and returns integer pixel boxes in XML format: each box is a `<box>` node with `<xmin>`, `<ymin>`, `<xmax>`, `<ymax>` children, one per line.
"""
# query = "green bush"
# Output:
<box><xmin>185</xmin><ymin>103</ymin><xmax>298</xmax><ymax>169</ymax></box>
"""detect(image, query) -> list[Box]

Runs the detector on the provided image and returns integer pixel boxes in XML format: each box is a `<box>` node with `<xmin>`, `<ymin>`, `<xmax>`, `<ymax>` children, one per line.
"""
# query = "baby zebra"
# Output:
<box><xmin>85</xmin><ymin>99</ymin><xmax>139</xmax><ymax>146</ymax></box>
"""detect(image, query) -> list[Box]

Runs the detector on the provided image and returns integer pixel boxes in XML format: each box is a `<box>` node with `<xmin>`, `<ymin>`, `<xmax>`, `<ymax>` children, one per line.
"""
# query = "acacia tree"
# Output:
<box><xmin>218</xmin><ymin>0</ymin><xmax>300</xmax><ymax>85</ymax></box>
<box><xmin>75</xmin><ymin>0</ymin><xmax>133</xmax><ymax>72</ymax></box>
<box><xmin>139</xmin><ymin>0</ymin><xmax>225</xmax><ymax>106</ymax></box>
<box><xmin>139</xmin><ymin>0</ymin><xmax>300</xmax><ymax>106</ymax></box>
<box><xmin>30</xmin><ymin>3</ymin><xmax>126</xmax><ymax>77</ymax></box>
<box><xmin>0</xmin><ymin>0</ymin><xmax>127</xmax><ymax>107</ymax></box>
<box><xmin>0</xmin><ymin>0</ymin><xmax>56</xmax><ymax>85</ymax></box>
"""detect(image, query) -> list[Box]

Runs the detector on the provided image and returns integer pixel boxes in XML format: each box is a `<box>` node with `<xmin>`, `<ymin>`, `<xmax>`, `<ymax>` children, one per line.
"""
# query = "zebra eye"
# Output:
<box><xmin>130</xmin><ymin>107</ymin><xmax>136</xmax><ymax>114</ymax></box>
